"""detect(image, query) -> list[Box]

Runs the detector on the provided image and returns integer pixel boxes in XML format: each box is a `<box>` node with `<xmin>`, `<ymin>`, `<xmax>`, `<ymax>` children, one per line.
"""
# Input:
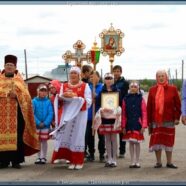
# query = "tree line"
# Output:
<box><xmin>138</xmin><ymin>79</ymin><xmax>182</xmax><ymax>92</ymax></box>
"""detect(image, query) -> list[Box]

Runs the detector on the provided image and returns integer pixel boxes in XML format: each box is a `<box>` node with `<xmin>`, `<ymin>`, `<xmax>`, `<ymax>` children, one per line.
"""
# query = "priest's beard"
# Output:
<box><xmin>5</xmin><ymin>72</ymin><xmax>14</xmax><ymax>77</ymax></box>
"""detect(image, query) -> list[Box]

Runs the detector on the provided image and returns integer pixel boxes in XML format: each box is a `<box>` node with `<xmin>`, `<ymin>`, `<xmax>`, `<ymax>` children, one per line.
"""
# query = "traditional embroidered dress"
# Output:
<box><xmin>147</xmin><ymin>84</ymin><xmax>181</xmax><ymax>152</ymax></box>
<box><xmin>122</xmin><ymin>93</ymin><xmax>147</xmax><ymax>143</ymax></box>
<box><xmin>51</xmin><ymin>82</ymin><xmax>92</xmax><ymax>165</ymax></box>
<box><xmin>94</xmin><ymin>107</ymin><xmax>122</xmax><ymax>134</ymax></box>
<box><xmin>0</xmin><ymin>71</ymin><xmax>39</xmax><ymax>162</ymax></box>
<box><xmin>93</xmin><ymin>84</ymin><xmax>122</xmax><ymax>134</ymax></box>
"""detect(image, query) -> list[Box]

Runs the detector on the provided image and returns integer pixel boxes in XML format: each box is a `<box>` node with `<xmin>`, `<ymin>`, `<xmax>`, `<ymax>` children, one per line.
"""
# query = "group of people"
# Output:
<box><xmin>0</xmin><ymin>54</ymin><xmax>185</xmax><ymax>171</ymax></box>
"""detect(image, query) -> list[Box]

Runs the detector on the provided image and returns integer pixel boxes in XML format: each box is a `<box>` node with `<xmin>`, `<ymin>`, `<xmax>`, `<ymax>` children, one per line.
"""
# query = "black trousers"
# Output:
<box><xmin>119</xmin><ymin>132</ymin><xmax>126</xmax><ymax>155</ymax></box>
<box><xmin>85</xmin><ymin>120</ymin><xmax>105</xmax><ymax>156</ymax></box>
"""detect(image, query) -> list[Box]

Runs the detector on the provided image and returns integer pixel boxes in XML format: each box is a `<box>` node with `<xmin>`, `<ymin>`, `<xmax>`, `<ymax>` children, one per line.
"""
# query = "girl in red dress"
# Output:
<box><xmin>122</xmin><ymin>81</ymin><xmax>147</xmax><ymax>168</ymax></box>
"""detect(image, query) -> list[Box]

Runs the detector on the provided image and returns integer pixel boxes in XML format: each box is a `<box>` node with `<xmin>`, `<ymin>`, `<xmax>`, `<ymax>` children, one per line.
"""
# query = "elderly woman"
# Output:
<box><xmin>51</xmin><ymin>66</ymin><xmax>92</xmax><ymax>170</ymax></box>
<box><xmin>147</xmin><ymin>70</ymin><xmax>181</xmax><ymax>169</ymax></box>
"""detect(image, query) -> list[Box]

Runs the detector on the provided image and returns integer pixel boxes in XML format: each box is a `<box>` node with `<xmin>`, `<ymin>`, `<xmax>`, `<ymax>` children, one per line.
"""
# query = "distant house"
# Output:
<box><xmin>25</xmin><ymin>75</ymin><xmax>53</xmax><ymax>98</ymax></box>
<box><xmin>43</xmin><ymin>64</ymin><xmax>71</xmax><ymax>82</ymax></box>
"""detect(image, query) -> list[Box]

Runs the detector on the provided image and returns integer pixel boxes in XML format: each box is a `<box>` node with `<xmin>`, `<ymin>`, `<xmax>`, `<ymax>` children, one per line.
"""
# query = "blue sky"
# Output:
<box><xmin>0</xmin><ymin>3</ymin><xmax>186</xmax><ymax>79</ymax></box>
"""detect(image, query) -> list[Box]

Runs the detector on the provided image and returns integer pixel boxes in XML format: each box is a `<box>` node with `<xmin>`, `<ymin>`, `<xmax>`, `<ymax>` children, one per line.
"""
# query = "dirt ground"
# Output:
<box><xmin>0</xmin><ymin>93</ymin><xmax>186</xmax><ymax>184</ymax></box>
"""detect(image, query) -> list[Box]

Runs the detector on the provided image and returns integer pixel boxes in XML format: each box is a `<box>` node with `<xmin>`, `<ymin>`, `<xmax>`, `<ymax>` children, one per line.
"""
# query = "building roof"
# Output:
<box><xmin>25</xmin><ymin>75</ymin><xmax>53</xmax><ymax>83</ymax></box>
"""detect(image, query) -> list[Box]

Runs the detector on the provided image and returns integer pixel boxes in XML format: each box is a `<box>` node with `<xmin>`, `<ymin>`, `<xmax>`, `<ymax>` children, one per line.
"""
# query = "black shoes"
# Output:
<box><xmin>12</xmin><ymin>163</ymin><xmax>21</xmax><ymax>169</ymax></box>
<box><xmin>154</xmin><ymin>163</ymin><xmax>162</xmax><ymax>168</ymax></box>
<box><xmin>35</xmin><ymin>158</ymin><xmax>47</xmax><ymax>164</ymax></box>
<box><xmin>166</xmin><ymin>163</ymin><xmax>178</xmax><ymax>169</ymax></box>
<box><xmin>86</xmin><ymin>155</ymin><xmax>95</xmax><ymax>162</ymax></box>
<box><xmin>104</xmin><ymin>162</ymin><xmax>117</xmax><ymax>168</ymax></box>
<box><xmin>0</xmin><ymin>163</ymin><xmax>9</xmax><ymax>169</ymax></box>
<box><xmin>0</xmin><ymin>162</ymin><xmax>21</xmax><ymax>169</ymax></box>
<box><xmin>40</xmin><ymin>158</ymin><xmax>47</xmax><ymax>164</ymax></box>
<box><xmin>110</xmin><ymin>163</ymin><xmax>117</xmax><ymax>167</ymax></box>
<box><xmin>99</xmin><ymin>155</ymin><xmax>105</xmax><ymax>163</ymax></box>
<box><xmin>104</xmin><ymin>162</ymin><xmax>111</xmax><ymax>167</ymax></box>
<box><xmin>129</xmin><ymin>164</ymin><xmax>141</xmax><ymax>168</ymax></box>
<box><xmin>35</xmin><ymin>158</ymin><xmax>41</xmax><ymax>164</ymax></box>
<box><xmin>154</xmin><ymin>163</ymin><xmax>178</xmax><ymax>169</ymax></box>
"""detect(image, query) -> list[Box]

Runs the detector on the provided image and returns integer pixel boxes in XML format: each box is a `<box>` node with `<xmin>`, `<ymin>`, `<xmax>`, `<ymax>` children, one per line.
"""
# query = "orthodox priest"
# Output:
<box><xmin>0</xmin><ymin>54</ymin><xmax>39</xmax><ymax>169</ymax></box>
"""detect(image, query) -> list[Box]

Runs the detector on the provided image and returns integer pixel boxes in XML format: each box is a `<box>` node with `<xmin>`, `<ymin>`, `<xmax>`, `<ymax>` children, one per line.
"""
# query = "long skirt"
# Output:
<box><xmin>51</xmin><ymin>111</ymin><xmax>87</xmax><ymax>165</ymax></box>
<box><xmin>149</xmin><ymin>122</ymin><xmax>175</xmax><ymax>152</ymax></box>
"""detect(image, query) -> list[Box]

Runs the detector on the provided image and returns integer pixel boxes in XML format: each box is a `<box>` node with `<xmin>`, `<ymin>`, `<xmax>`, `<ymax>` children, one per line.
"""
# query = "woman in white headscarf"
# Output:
<box><xmin>51</xmin><ymin>66</ymin><xmax>92</xmax><ymax>170</ymax></box>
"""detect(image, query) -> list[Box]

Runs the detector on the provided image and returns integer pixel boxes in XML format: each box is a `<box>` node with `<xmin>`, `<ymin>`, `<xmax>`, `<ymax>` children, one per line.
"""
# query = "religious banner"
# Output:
<box><xmin>90</xmin><ymin>41</ymin><xmax>100</xmax><ymax>65</ymax></box>
<box><xmin>62</xmin><ymin>40</ymin><xmax>91</xmax><ymax>68</ymax></box>
<box><xmin>99</xmin><ymin>23</ymin><xmax>125</xmax><ymax>72</ymax></box>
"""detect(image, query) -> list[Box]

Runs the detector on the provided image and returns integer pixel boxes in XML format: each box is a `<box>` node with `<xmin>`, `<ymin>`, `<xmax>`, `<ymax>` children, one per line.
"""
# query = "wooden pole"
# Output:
<box><xmin>90</xmin><ymin>41</ymin><xmax>100</xmax><ymax>136</ymax></box>
<box><xmin>92</xmin><ymin>64</ymin><xmax>96</xmax><ymax>136</ymax></box>
<box><xmin>109</xmin><ymin>54</ymin><xmax>114</xmax><ymax>73</ymax></box>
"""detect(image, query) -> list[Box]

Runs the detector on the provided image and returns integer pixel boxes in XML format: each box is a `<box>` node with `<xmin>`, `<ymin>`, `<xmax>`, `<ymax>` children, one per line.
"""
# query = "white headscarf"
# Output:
<box><xmin>69</xmin><ymin>66</ymin><xmax>81</xmax><ymax>74</ymax></box>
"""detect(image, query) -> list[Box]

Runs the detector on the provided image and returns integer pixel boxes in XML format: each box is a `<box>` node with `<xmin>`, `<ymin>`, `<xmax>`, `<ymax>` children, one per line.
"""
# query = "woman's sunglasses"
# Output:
<box><xmin>105</xmin><ymin>77</ymin><xmax>113</xmax><ymax>80</ymax></box>
<box><xmin>130</xmin><ymin>85</ymin><xmax>138</xmax><ymax>88</ymax></box>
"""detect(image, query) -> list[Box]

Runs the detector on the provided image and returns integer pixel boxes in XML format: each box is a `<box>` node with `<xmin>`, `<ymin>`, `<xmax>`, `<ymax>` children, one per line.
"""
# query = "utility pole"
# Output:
<box><xmin>24</xmin><ymin>49</ymin><xmax>28</xmax><ymax>79</ymax></box>
<box><xmin>168</xmin><ymin>68</ymin><xmax>171</xmax><ymax>84</ymax></box>
<box><xmin>175</xmin><ymin>69</ymin><xmax>177</xmax><ymax>80</ymax></box>
<box><xmin>101</xmin><ymin>68</ymin><xmax>103</xmax><ymax>83</ymax></box>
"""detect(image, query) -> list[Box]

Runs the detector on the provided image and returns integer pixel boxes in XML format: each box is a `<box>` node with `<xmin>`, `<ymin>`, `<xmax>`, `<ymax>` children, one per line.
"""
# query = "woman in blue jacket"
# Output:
<box><xmin>32</xmin><ymin>84</ymin><xmax>54</xmax><ymax>165</ymax></box>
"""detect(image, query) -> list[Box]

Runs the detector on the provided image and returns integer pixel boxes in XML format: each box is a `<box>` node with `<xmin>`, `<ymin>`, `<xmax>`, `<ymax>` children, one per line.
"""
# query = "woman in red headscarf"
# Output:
<box><xmin>147</xmin><ymin>70</ymin><xmax>181</xmax><ymax>169</ymax></box>
<box><xmin>48</xmin><ymin>80</ymin><xmax>62</xmax><ymax>128</ymax></box>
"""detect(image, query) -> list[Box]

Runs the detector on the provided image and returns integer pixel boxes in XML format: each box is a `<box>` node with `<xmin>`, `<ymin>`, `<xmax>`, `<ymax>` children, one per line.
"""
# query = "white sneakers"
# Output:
<box><xmin>68</xmin><ymin>164</ymin><xmax>75</xmax><ymax>169</ymax></box>
<box><xmin>66</xmin><ymin>160</ymin><xmax>70</xmax><ymax>164</ymax></box>
<box><xmin>74</xmin><ymin>164</ymin><xmax>83</xmax><ymax>170</ymax></box>
<box><xmin>68</xmin><ymin>164</ymin><xmax>83</xmax><ymax>170</ymax></box>
<box><xmin>53</xmin><ymin>159</ymin><xmax>70</xmax><ymax>164</ymax></box>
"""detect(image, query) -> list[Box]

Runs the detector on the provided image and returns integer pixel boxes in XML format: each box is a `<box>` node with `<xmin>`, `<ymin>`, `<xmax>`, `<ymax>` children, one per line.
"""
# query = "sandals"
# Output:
<box><xmin>154</xmin><ymin>163</ymin><xmax>162</xmax><ymax>168</ymax></box>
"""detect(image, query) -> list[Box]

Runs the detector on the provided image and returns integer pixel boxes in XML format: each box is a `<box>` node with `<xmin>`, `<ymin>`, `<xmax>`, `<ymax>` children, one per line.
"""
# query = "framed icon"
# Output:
<box><xmin>104</xmin><ymin>35</ymin><xmax>119</xmax><ymax>51</ymax></box>
<box><xmin>99</xmin><ymin>24</ymin><xmax>124</xmax><ymax>56</ymax></box>
<box><xmin>101</xmin><ymin>92</ymin><xmax>119</xmax><ymax>109</ymax></box>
